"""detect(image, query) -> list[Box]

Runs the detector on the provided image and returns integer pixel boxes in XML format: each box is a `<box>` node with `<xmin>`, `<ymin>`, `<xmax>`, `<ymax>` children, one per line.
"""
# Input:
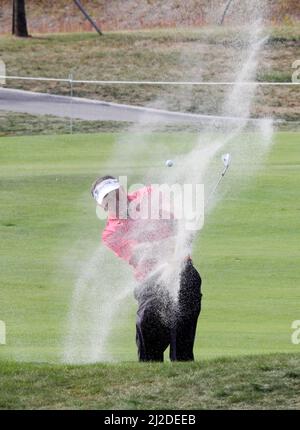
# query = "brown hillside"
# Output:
<box><xmin>0</xmin><ymin>1</ymin><xmax>299</xmax><ymax>35</ymax></box>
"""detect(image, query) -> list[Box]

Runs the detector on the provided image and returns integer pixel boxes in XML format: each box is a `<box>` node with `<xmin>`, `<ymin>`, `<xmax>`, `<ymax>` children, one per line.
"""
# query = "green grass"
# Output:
<box><xmin>0</xmin><ymin>130</ymin><xmax>299</xmax><ymax>409</ymax></box>
<box><xmin>0</xmin><ymin>111</ymin><xmax>132</xmax><ymax>136</ymax></box>
<box><xmin>0</xmin><ymin>353</ymin><xmax>299</xmax><ymax>409</ymax></box>
<box><xmin>0</xmin><ymin>111</ymin><xmax>298</xmax><ymax>138</ymax></box>
<box><xmin>0</xmin><ymin>131</ymin><xmax>299</xmax><ymax>364</ymax></box>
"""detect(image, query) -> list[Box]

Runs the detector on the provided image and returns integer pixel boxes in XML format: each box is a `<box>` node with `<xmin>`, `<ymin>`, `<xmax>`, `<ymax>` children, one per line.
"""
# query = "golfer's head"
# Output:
<box><xmin>91</xmin><ymin>175</ymin><xmax>126</xmax><ymax>217</ymax></box>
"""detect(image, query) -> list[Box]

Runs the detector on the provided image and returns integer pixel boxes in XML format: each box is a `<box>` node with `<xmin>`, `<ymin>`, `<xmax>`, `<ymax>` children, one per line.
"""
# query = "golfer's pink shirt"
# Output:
<box><xmin>102</xmin><ymin>186</ymin><xmax>175</xmax><ymax>281</ymax></box>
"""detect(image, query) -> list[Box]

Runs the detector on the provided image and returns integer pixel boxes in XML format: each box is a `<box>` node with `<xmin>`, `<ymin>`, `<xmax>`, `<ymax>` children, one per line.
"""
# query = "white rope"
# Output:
<box><xmin>0</xmin><ymin>75</ymin><xmax>299</xmax><ymax>86</ymax></box>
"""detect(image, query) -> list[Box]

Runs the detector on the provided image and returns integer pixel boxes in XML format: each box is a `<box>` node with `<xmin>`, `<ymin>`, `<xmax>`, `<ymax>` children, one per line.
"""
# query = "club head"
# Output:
<box><xmin>222</xmin><ymin>153</ymin><xmax>231</xmax><ymax>168</ymax></box>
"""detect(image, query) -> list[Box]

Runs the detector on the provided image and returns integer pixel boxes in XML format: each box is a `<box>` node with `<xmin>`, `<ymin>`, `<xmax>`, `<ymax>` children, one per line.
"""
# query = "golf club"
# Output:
<box><xmin>205</xmin><ymin>153</ymin><xmax>231</xmax><ymax>207</ymax></box>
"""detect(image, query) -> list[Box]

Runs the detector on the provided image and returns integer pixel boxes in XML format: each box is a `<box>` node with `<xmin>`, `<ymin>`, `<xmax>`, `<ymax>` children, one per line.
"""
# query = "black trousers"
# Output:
<box><xmin>135</xmin><ymin>260</ymin><xmax>202</xmax><ymax>362</ymax></box>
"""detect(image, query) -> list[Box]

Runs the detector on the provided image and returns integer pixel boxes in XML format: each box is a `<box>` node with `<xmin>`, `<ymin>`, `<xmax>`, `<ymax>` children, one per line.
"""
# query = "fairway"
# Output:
<box><xmin>0</xmin><ymin>132</ymin><xmax>300</xmax><ymax>363</ymax></box>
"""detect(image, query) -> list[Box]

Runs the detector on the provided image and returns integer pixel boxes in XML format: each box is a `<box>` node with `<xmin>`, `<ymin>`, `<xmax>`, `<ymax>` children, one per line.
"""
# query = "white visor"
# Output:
<box><xmin>92</xmin><ymin>178</ymin><xmax>120</xmax><ymax>205</ymax></box>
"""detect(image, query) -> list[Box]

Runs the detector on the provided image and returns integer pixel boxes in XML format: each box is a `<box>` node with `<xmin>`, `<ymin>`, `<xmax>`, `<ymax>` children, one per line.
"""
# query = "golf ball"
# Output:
<box><xmin>165</xmin><ymin>159</ymin><xmax>174</xmax><ymax>167</ymax></box>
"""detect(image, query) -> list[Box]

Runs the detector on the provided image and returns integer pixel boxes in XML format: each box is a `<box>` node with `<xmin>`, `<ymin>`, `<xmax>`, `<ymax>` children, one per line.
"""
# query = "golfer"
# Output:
<box><xmin>91</xmin><ymin>175</ymin><xmax>202</xmax><ymax>361</ymax></box>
